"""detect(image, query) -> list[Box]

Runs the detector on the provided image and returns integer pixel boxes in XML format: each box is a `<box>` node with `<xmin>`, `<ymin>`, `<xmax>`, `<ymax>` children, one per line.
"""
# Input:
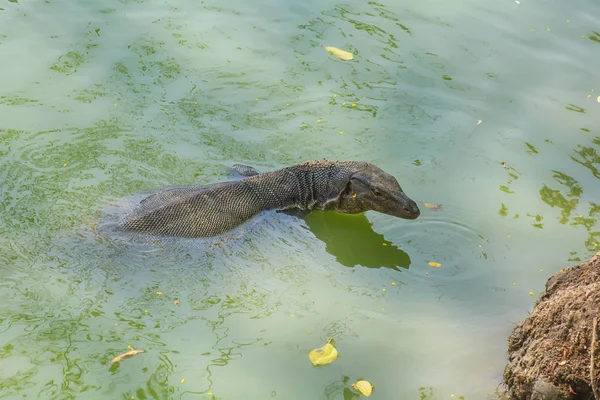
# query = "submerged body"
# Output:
<box><xmin>119</xmin><ymin>160</ymin><xmax>420</xmax><ymax>237</ymax></box>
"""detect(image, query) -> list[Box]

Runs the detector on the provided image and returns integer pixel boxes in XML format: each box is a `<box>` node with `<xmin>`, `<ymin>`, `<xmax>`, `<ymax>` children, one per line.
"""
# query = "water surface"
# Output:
<box><xmin>1</xmin><ymin>0</ymin><xmax>600</xmax><ymax>398</ymax></box>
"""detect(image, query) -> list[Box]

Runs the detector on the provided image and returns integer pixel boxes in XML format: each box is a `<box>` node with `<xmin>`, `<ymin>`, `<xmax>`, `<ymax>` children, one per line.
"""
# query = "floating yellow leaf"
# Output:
<box><xmin>309</xmin><ymin>338</ymin><xmax>338</xmax><ymax>366</ymax></box>
<box><xmin>428</xmin><ymin>261</ymin><xmax>441</xmax><ymax>268</ymax></box>
<box><xmin>424</xmin><ymin>202</ymin><xmax>443</xmax><ymax>211</ymax></box>
<box><xmin>156</xmin><ymin>291</ymin><xmax>163</xmax><ymax>296</ymax></box>
<box><xmin>597</xmin><ymin>95</ymin><xmax>600</xmax><ymax>103</ymax></box>
<box><xmin>181</xmin><ymin>378</ymin><xmax>185</xmax><ymax>384</ymax></box>
<box><xmin>352</xmin><ymin>380</ymin><xmax>374</xmax><ymax>397</ymax></box>
<box><xmin>111</xmin><ymin>349</ymin><xmax>144</xmax><ymax>363</ymax></box>
<box><xmin>324</xmin><ymin>46</ymin><xmax>354</xmax><ymax>61</ymax></box>
<box><xmin>174</xmin><ymin>300</ymin><xmax>180</xmax><ymax>306</ymax></box>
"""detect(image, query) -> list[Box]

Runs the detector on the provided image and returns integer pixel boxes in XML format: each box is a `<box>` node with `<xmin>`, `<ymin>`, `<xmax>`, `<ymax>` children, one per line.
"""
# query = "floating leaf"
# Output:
<box><xmin>324</xmin><ymin>46</ymin><xmax>354</xmax><ymax>61</ymax></box>
<box><xmin>309</xmin><ymin>338</ymin><xmax>338</xmax><ymax>366</ymax></box>
<box><xmin>424</xmin><ymin>202</ymin><xmax>443</xmax><ymax>211</ymax></box>
<box><xmin>111</xmin><ymin>349</ymin><xmax>144</xmax><ymax>363</ymax></box>
<box><xmin>428</xmin><ymin>261</ymin><xmax>442</xmax><ymax>268</ymax></box>
<box><xmin>597</xmin><ymin>96</ymin><xmax>600</xmax><ymax>103</ymax></box>
<box><xmin>352</xmin><ymin>380</ymin><xmax>374</xmax><ymax>397</ymax></box>
<box><xmin>499</xmin><ymin>185</ymin><xmax>514</xmax><ymax>194</ymax></box>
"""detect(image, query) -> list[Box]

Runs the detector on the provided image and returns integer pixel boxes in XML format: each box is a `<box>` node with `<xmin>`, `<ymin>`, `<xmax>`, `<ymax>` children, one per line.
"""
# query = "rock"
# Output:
<box><xmin>530</xmin><ymin>379</ymin><xmax>563</xmax><ymax>400</ymax></box>
<box><xmin>503</xmin><ymin>252</ymin><xmax>600</xmax><ymax>400</ymax></box>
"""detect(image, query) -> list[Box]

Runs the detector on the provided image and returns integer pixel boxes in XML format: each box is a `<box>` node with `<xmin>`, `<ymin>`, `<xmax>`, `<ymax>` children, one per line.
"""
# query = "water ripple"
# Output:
<box><xmin>379</xmin><ymin>204</ymin><xmax>499</xmax><ymax>280</ymax></box>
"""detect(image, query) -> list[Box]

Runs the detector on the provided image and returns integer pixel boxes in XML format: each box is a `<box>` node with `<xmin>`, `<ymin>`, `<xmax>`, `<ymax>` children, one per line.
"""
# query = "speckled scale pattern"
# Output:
<box><xmin>119</xmin><ymin>160</ymin><xmax>369</xmax><ymax>238</ymax></box>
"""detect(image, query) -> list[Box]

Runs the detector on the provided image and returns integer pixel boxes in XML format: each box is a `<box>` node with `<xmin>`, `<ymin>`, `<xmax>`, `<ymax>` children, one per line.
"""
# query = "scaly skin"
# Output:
<box><xmin>119</xmin><ymin>160</ymin><xmax>420</xmax><ymax>238</ymax></box>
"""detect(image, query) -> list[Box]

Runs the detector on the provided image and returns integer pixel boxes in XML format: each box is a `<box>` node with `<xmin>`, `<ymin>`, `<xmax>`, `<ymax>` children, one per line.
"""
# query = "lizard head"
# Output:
<box><xmin>332</xmin><ymin>163</ymin><xmax>420</xmax><ymax>220</ymax></box>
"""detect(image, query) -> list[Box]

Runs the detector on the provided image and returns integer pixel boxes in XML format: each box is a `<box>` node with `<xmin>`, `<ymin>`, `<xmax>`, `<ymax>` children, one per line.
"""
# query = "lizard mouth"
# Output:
<box><xmin>395</xmin><ymin>197</ymin><xmax>420</xmax><ymax>220</ymax></box>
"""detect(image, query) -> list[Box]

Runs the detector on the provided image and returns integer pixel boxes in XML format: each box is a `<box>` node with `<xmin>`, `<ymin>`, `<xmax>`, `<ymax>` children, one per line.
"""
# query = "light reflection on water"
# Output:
<box><xmin>1</xmin><ymin>0</ymin><xmax>600</xmax><ymax>398</ymax></box>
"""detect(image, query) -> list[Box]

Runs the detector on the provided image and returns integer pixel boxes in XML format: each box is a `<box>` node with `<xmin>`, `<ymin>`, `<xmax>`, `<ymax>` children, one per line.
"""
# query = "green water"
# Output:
<box><xmin>1</xmin><ymin>0</ymin><xmax>600</xmax><ymax>398</ymax></box>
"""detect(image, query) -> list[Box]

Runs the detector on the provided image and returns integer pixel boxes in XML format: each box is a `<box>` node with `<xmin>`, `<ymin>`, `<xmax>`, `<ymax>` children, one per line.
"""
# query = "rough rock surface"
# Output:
<box><xmin>504</xmin><ymin>252</ymin><xmax>600</xmax><ymax>399</ymax></box>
